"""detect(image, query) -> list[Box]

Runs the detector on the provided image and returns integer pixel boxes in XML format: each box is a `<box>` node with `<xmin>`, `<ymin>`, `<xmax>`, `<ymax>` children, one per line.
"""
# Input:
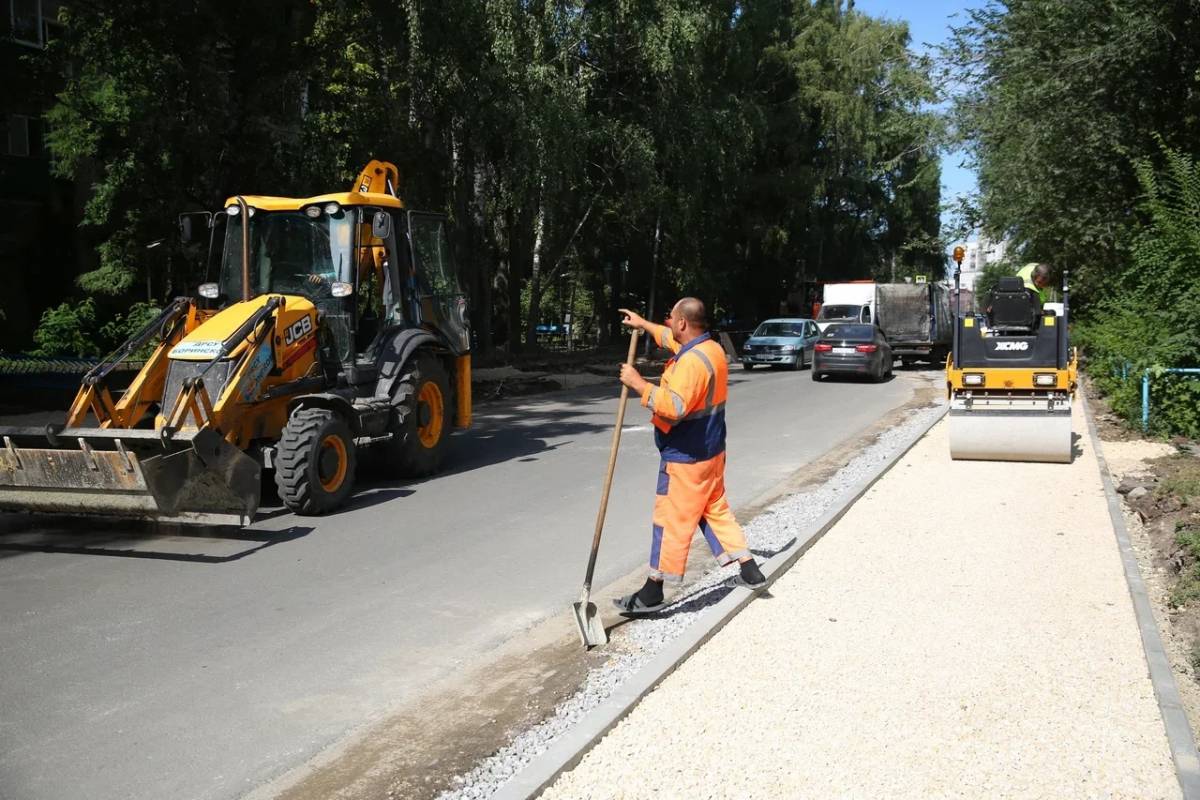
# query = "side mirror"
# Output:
<box><xmin>179</xmin><ymin>211</ymin><xmax>212</xmax><ymax>244</ymax></box>
<box><xmin>372</xmin><ymin>211</ymin><xmax>392</xmax><ymax>239</ymax></box>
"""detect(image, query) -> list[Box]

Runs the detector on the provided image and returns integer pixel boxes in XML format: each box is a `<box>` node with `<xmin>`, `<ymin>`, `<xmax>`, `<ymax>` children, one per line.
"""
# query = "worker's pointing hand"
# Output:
<box><xmin>618</xmin><ymin>308</ymin><xmax>647</xmax><ymax>331</ymax></box>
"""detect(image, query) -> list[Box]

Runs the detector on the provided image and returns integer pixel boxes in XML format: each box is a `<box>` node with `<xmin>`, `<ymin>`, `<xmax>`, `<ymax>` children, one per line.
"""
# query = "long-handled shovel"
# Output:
<box><xmin>573</xmin><ymin>329</ymin><xmax>641</xmax><ymax>648</ymax></box>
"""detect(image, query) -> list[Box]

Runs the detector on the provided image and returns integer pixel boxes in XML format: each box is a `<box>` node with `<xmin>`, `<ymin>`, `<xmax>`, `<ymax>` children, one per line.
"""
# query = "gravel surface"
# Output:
<box><xmin>539</xmin><ymin>404</ymin><xmax>1181</xmax><ymax>799</ymax></box>
<box><xmin>436</xmin><ymin>401</ymin><xmax>947</xmax><ymax>800</ymax></box>
<box><xmin>1102</xmin><ymin>439</ymin><xmax>1177</xmax><ymax>480</ymax></box>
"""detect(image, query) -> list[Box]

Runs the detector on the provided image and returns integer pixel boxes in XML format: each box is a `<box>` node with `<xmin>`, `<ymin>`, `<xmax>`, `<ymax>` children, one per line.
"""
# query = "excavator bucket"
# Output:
<box><xmin>0</xmin><ymin>426</ymin><xmax>260</xmax><ymax>525</ymax></box>
<box><xmin>948</xmin><ymin>394</ymin><xmax>1073</xmax><ymax>463</ymax></box>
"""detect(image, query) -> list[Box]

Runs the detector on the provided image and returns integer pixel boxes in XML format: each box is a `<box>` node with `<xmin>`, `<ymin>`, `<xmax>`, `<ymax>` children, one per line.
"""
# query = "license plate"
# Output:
<box><xmin>833</xmin><ymin>347</ymin><xmax>855</xmax><ymax>355</ymax></box>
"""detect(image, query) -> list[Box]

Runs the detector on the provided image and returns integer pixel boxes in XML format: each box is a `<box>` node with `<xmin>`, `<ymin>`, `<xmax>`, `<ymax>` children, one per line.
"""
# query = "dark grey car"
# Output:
<box><xmin>812</xmin><ymin>324</ymin><xmax>894</xmax><ymax>382</ymax></box>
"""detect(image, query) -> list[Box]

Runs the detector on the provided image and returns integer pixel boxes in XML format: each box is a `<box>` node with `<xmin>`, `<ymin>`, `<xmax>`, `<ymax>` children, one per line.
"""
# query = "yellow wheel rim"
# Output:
<box><xmin>318</xmin><ymin>434</ymin><xmax>348</xmax><ymax>493</ymax></box>
<box><xmin>417</xmin><ymin>381</ymin><xmax>445</xmax><ymax>449</ymax></box>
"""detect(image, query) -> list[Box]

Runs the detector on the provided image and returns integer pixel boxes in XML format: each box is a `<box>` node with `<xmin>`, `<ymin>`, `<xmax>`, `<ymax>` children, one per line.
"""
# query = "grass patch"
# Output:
<box><xmin>1172</xmin><ymin>521</ymin><xmax>1200</xmax><ymax>607</ymax></box>
<box><xmin>1190</xmin><ymin>640</ymin><xmax>1200</xmax><ymax>674</ymax></box>
<box><xmin>1156</xmin><ymin>456</ymin><xmax>1200</xmax><ymax>507</ymax></box>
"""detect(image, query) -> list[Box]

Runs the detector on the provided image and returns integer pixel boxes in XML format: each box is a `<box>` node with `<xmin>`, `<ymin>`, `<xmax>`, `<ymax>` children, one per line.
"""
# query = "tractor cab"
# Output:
<box><xmin>202</xmin><ymin>194</ymin><xmax>469</xmax><ymax>371</ymax></box>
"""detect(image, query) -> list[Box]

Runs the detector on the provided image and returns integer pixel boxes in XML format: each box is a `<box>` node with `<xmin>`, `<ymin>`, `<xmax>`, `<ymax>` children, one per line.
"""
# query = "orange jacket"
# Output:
<box><xmin>639</xmin><ymin>324</ymin><xmax>728</xmax><ymax>463</ymax></box>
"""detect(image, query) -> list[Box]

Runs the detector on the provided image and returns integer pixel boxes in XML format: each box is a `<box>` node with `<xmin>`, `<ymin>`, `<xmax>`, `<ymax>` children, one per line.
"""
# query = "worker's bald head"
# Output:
<box><xmin>672</xmin><ymin>298</ymin><xmax>708</xmax><ymax>331</ymax></box>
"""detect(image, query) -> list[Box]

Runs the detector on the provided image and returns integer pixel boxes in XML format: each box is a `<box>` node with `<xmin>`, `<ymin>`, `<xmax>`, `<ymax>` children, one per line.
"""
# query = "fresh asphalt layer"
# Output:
<box><xmin>0</xmin><ymin>366</ymin><xmax>917</xmax><ymax>800</ymax></box>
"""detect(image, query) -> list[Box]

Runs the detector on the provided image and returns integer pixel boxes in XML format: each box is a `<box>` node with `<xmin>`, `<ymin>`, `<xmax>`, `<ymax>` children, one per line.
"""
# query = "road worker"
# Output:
<box><xmin>614</xmin><ymin>299</ymin><xmax>767</xmax><ymax>614</ymax></box>
<box><xmin>1016</xmin><ymin>262</ymin><xmax>1051</xmax><ymax>304</ymax></box>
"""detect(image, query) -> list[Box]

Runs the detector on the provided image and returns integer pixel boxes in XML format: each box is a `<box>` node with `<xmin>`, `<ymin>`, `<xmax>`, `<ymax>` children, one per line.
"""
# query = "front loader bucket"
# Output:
<box><xmin>0</xmin><ymin>426</ymin><xmax>260</xmax><ymax>524</ymax></box>
<box><xmin>949</xmin><ymin>394</ymin><xmax>1074</xmax><ymax>464</ymax></box>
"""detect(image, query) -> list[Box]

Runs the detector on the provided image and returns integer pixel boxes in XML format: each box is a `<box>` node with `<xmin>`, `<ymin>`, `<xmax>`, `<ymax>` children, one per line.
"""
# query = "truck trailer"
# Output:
<box><xmin>876</xmin><ymin>283</ymin><xmax>953</xmax><ymax>366</ymax></box>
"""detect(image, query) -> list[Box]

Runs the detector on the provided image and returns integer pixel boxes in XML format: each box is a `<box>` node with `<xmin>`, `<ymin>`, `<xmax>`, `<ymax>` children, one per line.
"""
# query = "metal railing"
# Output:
<box><xmin>1142</xmin><ymin>367</ymin><xmax>1200</xmax><ymax>431</ymax></box>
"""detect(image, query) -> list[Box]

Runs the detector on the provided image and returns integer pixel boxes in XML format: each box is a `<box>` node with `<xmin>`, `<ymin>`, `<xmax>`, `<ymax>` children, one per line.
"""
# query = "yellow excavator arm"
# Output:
<box><xmin>354</xmin><ymin>160</ymin><xmax>401</xmax><ymax>197</ymax></box>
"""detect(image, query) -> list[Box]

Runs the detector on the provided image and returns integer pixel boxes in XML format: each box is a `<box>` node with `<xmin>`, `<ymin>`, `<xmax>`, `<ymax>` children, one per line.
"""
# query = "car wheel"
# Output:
<box><xmin>790</xmin><ymin>352</ymin><xmax>802</xmax><ymax>371</ymax></box>
<box><xmin>743</xmin><ymin>362</ymin><xmax>755</xmax><ymax>371</ymax></box>
<box><xmin>811</xmin><ymin>369</ymin><xmax>821</xmax><ymax>382</ymax></box>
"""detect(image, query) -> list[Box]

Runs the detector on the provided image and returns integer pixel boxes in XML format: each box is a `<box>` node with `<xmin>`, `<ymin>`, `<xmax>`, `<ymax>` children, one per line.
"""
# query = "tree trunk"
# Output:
<box><xmin>505</xmin><ymin>205</ymin><xmax>535</xmax><ymax>355</ymax></box>
<box><xmin>645</xmin><ymin>213</ymin><xmax>661</xmax><ymax>355</ymax></box>
<box><xmin>523</xmin><ymin>202</ymin><xmax>546</xmax><ymax>350</ymax></box>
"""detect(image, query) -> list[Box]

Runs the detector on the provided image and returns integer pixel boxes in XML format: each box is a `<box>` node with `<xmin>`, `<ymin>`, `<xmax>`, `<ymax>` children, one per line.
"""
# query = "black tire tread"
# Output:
<box><xmin>378</xmin><ymin>352</ymin><xmax>451</xmax><ymax>478</ymax></box>
<box><xmin>274</xmin><ymin>408</ymin><xmax>356</xmax><ymax>515</ymax></box>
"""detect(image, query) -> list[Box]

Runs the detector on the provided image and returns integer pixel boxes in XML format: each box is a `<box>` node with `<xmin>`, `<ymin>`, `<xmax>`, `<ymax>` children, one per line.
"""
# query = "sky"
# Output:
<box><xmin>851</xmin><ymin>0</ymin><xmax>983</xmax><ymax>236</ymax></box>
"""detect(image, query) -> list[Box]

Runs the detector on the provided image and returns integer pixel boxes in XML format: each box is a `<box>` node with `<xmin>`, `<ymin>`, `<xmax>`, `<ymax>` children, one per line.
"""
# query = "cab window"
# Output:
<box><xmin>409</xmin><ymin>215</ymin><xmax>457</xmax><ymax>296</ymax></box>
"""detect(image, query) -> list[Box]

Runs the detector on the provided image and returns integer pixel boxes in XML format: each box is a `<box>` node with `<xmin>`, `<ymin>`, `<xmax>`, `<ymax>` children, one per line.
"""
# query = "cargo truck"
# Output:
<box><xmin>876</xmin><ymin>282</ymin><xmax>953</xmax><ymax>366</ymax></box>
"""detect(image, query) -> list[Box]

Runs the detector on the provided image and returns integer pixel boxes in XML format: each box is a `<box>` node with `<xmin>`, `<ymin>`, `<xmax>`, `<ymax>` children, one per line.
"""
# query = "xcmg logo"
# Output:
<box><xmin>993</xmin><ymin>341</ymin><xmax>1030</xmax><ymax>351</ymax></box>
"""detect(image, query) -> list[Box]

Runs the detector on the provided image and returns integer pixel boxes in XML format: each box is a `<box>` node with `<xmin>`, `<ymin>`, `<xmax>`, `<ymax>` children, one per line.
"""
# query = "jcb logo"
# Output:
<box><xmin>993</xmin><ymin>341</ymin><xmax>1029</xmax><ymax>351</ymax></box>
<box><xmin>284</xmin><ymin>315</ymin><xmax>314</xmax><ymax>345</ymax></box>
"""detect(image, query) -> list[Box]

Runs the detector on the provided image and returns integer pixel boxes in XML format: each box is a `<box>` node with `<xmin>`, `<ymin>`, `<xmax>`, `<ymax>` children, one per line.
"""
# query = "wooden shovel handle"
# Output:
<box><xmin>582</xmin><ymin>329</ymin><xmax>641</xmax><ymax>590</ymax></box>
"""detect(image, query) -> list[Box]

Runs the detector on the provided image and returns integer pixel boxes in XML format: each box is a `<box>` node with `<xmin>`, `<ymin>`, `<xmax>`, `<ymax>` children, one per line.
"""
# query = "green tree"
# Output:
<box><xmin>1077</xmin><ymin>143</ymin><xmax>1200</xmax><ymax>436</ymax></box>
<box><xmin>943</xmin><ymin>0</ymin><xmax>1200</xmax><ymax>303</ymax></box>
<box><xmin>36</xmin><ymin>0</ymin><xmax>943</xmax><ymax>356</ymax></box>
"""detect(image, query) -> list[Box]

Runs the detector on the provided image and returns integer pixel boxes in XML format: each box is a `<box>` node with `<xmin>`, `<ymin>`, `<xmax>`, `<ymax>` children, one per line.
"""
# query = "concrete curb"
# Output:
<box><xmin>491</xmin><ymin>404</ymin><xmax>948</xmax><ymax>800</ymax></box>
<box><xmin>1081</xmin><ymin>390</ymin><xmax>1200</xmax><ymax>799</ymax></box>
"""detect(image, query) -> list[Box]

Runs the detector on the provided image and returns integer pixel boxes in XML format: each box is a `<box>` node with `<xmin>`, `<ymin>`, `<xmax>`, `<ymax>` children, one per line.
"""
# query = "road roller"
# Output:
<box><xmin>945</xmin><ymin>265</ymin><xmax>1077</xmax><ymax>463</ymax></box>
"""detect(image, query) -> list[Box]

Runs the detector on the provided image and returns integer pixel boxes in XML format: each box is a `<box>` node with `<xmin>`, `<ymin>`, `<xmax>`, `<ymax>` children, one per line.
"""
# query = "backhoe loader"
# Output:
<box><xmin>0</xmin><ymin>160</ymin><xmax>472</xmax><ymax>523</ymax></box>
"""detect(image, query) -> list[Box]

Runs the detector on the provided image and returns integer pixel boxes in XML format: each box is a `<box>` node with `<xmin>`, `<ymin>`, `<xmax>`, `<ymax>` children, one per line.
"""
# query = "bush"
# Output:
<box><xmin>31</xmin><ymin>299</ymin><xmax>100</xmax><ymax>357</ymax></box>
<box><xmin>31</xmin><ymin>298</ymin><xmax>162</xmax><ymax>359</ymax></box>
<box><xmin>1078</xmin><ymin>143</ymin><xmax>1200</xmax><ymax>438</ymax></box>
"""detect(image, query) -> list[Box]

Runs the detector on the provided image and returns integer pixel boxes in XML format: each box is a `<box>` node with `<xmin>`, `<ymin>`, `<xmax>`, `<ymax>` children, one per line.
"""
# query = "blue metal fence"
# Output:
<box><xmin>1142</xmin><ymin>367</ymin><xmax>1200</xmax><ymax>431</ymax></box>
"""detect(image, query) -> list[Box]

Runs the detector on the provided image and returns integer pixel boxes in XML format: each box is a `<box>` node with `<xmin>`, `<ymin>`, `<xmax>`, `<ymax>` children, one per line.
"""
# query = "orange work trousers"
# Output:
<box><xmin>649</xmin><ymin>451</ymin><xmax>751</xmax><ymax>582</ymax></box>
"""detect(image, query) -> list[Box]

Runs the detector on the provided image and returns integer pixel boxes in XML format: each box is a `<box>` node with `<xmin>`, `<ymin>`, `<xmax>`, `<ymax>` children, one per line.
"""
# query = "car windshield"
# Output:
<box><xmin>219</xmin><ymin>209</ymin><xmax>356</xmax><ymax>300</ymax></box>
<box><xmin>753</xmin><ymin>322</ymin><xmax>807</xmax><ymax>337</ymax></box>
<box><xmin>823</xmin><ymin>324</ymin><xmax>875</xmax><ymax>340</ymax></box>
<box><xmin>819</xmin><ymin>304</ymin><xmax>861</xmax><ymax>319</ymax></box>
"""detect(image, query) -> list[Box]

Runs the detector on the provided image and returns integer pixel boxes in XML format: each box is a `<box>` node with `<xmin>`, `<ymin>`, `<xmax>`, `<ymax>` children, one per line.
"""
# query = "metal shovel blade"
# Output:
<box><xmin>572</xmin><ymin>595</ymin><xmax>607</xmax><ymax>648</ymax></box>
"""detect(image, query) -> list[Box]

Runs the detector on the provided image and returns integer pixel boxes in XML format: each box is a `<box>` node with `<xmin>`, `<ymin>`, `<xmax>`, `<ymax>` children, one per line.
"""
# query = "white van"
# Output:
<box><xmin>816</xmin><ymin>282</ymin><xmax>877</xmax><ymax>331</ymax></box>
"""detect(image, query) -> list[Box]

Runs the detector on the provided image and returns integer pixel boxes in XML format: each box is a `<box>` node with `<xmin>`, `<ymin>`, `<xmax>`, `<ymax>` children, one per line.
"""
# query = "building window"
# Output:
<box><xmin>6</xmin><ymin>115</ymin><xmax>29</xmax><ymax>156</ymax></box>
<box><xmin>5</xmin><ymin>115</ymin><xmax>43</xmax><ymax>157</ymax></box>
<box><xmin>10</xmin><ymin>0</ymin><xmax>44</xmax><ymax>48</ymax></box>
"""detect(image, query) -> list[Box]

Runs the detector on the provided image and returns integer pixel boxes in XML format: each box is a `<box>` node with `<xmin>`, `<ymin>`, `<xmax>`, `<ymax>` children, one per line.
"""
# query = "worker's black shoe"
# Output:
<box><xmin>635</xmin><ymin>577</ymin><xmax>664</xmax><ymax>606</ymax></box>
<box><xmin>736</xmin><ymin>559</ymin><xmax>767</xmax><ymax>589</ymax></box>
<box><xmin>613</xmin><ymin>578</ymin><xmax>667</xmax><ymax>615</ymax></box>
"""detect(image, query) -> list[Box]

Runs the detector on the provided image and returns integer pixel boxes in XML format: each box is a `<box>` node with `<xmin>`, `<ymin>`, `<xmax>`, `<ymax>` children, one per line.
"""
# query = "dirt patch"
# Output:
<box><xmin>262</xmin><ymin>616</ymin><xmax>602</xmax><ymax>800</ymax></box>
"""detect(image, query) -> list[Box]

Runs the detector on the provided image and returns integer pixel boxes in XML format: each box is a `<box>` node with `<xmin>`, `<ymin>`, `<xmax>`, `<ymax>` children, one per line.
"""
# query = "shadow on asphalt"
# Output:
<box><xmin>437</xmin><ymin>383</ymin><xmax>624</xmax><ymax>478</ymax></box>
<box><xmin>0</xmin><ymin>514</ymin><xmax>315</xmax><ymax>563</ymax></box>
<box><xmin>0</xmin><ymin>384</ymin><xmax>622</xmax><ymax>561</ymax></box>
<box><xmin>606</xmin><ymin>536</ymin><xmax>799</xmax><ymax>633</ymax></box>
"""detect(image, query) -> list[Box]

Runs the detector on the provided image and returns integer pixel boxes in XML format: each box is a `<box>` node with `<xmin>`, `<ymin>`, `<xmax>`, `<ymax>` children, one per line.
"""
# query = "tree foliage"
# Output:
<box><xmin>34</xmin><ymin>0</ymin><xmax>942</xmax><ymax>354</ymax></box>
<box><xmin>945</xmin><ymin>0</ymin><xmax>1200</xmax><ymax>436</ymax></box>
<box><xmin>1076</xmin><ymin>143</ymin><xmax>1200</xmax><ymax>437</ymax></box>
<box><xmin>943</xmin><ymin>0</ymin><xmax>1200</xmax><ymax>302</ymax></box>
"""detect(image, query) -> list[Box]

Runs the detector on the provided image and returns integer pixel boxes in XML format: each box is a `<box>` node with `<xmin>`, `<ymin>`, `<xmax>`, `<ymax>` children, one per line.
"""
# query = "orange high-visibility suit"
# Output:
<box><xmin>639</xmin><ymin>323</ymin><xmax>750</xmax><ymax>582</ymax></box>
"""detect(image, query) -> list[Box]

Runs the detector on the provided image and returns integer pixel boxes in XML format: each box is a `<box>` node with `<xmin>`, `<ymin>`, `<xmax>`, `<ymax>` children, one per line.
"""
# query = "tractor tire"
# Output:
<box><xmin>380</xmin><ymin>351</ymin><xmax>452</xmax><ymax>478</ymax></box>
<box><xmin>274</xmin><ymin>408</ymin><xmax>357</xmax><ymax>515</ymax></box>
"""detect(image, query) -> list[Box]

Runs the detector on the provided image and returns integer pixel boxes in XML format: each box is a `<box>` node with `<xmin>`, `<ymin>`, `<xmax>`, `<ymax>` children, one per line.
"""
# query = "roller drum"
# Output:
<box><xmin>949</xmin><ymin>394</ymin><xmax>1074</xmax><ymax>464</ymax></box>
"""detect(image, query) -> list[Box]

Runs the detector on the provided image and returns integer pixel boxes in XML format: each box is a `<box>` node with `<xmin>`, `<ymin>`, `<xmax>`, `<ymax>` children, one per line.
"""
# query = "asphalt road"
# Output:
<box><xmin>0</xmin><ymin>366</ymin><xmax>919</xmax><ymax>800</ymax></box>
